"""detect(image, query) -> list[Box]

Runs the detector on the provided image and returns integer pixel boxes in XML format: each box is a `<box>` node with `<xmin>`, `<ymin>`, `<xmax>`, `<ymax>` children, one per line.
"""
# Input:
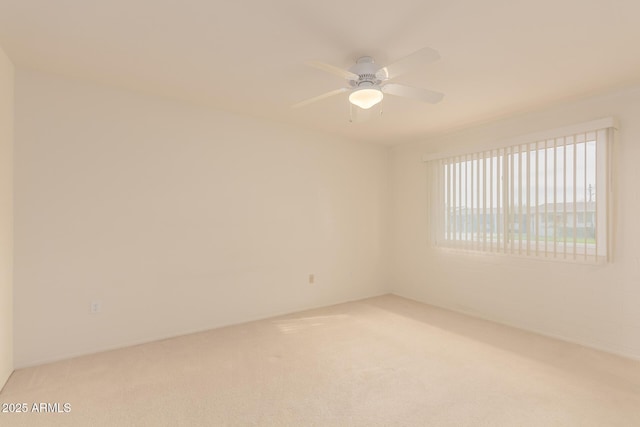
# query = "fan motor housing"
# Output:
<box><xmin>347</xmin><ymin>56</ymin><xmax>384</xmax><ymax>87</ymax></box>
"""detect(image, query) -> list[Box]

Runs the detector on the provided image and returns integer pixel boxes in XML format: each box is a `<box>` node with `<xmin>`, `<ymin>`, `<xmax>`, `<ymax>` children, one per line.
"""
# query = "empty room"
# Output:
<box><xmin>1</xmin><ymin>0</ymin><xmax>640</xmax><ymax>425</ymax></box>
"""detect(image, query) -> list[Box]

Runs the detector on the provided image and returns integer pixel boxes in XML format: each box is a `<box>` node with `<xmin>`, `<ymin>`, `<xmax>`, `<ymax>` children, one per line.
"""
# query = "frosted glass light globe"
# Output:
<box><xmin>349</xmin><ymin>88</ymin><xmax>383</xmax><ymax>109</ymax></box>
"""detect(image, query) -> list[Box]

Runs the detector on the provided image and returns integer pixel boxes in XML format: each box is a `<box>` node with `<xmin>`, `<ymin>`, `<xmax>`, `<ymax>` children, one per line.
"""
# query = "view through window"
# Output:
<box><xmin>427</xmin><ymin>125</ymin><xmax>612</xmax><ymax>262</ymax></box>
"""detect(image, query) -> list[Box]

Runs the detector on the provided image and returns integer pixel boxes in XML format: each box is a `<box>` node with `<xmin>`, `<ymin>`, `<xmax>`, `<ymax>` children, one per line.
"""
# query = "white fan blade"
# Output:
<box><xmin>292</xmin><ymin>87</ymin><xmax>349</xmax><ymax>108</ymax></box>
<box><xmin>306</xmin><ymin>61</ymin><xmax>359</xmax><ymax>80</ymax></box>
<box><xmin>381</xmin><ymin>83</ymin><xmax>444</xmax><ymax>104</ymax></box>
<box><xmin>376</xmin><ymin>47</ymin><xmax>440</xmax><ymax>80</ymax></box>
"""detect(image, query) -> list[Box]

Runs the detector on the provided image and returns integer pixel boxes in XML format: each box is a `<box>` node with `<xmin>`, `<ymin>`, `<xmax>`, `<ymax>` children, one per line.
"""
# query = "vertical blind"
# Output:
<box><xmin>427</xmin><ymin>125</ymin><xmax>612</xmax><ymax>263</ymax></box>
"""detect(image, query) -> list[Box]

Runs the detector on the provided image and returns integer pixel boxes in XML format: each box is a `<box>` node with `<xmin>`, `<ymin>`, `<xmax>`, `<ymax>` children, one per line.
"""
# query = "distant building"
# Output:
<box><xmin>446</xmin><ymin>201</ymin><xmax>596</xmax><ymax>240</ymax></box>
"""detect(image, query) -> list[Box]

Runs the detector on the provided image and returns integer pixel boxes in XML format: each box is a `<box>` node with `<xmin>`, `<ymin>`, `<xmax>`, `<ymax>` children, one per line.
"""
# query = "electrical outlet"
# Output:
<box><xmin>90</xmin><ymin>301</ymin><xmax>102</xmax><ymax>314</ymax></box>
<box><xmin>309</xmin><ymin>274</ymin><xmax>315</xmax><ymax>284</ymax></box>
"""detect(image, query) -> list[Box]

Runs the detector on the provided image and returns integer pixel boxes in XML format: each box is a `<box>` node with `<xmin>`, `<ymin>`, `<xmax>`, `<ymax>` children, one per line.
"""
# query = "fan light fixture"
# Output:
<box><xmin>349</xmin><ymin>87</ymin><xmax>383</xmax><ymax>110</ymax></box>
<box><xmin>293</xmin><ymin>48</ymin><xmax>444</xmax><ymax>113</ymax></box>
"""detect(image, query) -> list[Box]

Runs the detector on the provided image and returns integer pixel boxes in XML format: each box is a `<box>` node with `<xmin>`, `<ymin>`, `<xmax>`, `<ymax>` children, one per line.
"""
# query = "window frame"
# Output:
<box><xmin>424</xmin><ymin>118</ymin><xmax>615</xmax><ymax>263</ymax></box>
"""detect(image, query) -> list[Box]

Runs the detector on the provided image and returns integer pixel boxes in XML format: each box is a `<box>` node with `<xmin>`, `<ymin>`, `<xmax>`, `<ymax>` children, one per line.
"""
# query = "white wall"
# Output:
<box><xmin>390</xmin><ymin>86</ymin><xmax>640</xmax><ymax>360</ymax></box>
<box><xmin>0</xmin><ymin>44</ymin><xmax>14</xmax><ymax>388</ymax></box>
<box><xmin>15</xmin><ymin>66</ymin><xmax>640</xmax><ymax>370</ymax></box>
<box><xmin>14</xmin><ymin>70</ymin><xmax>389</xmax><ymax>368</ymax></box>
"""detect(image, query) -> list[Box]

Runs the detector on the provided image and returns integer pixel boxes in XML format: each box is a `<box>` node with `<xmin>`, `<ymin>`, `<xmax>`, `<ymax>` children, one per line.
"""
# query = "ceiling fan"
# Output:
<box><xmin>293</xmin><ymin>47</ymin><xmax>444</xmax><ymax>112</ymax></box>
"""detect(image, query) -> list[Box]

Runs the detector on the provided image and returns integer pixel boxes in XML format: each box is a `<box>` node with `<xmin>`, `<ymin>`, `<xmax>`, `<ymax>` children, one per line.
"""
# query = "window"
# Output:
<box><xmin>426</xmin><ymin>119</ymin><xmax>614</xmax><ymax>263</ymax></box>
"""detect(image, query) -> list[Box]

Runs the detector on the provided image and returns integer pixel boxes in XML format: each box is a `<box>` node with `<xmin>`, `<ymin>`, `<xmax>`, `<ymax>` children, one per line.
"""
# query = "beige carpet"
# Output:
<box><xmin>1</xmin><ymin>294</ymin><xmax>640</xmax><ymax>426</ymax></box>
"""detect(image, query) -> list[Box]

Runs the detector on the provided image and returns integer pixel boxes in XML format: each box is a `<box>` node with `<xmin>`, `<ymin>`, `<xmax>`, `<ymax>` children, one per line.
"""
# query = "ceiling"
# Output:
<box><xmin>1</xmin><ymin>0</ymin><xmax>640</xmax><ymax>145</ymax></box>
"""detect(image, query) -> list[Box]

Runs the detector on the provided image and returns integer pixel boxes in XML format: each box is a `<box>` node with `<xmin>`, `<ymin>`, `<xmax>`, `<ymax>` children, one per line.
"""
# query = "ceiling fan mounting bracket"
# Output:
<box><xmin>347</xmin><ymin>56</ymin><xmax>384</xmax><ymax>87</ymax></box>
<box><xmin>356</xmin><ymin>56</ymin><xmax>374</xmax><ymax>64</ymax></box>
<box><xmin>352</xmin><ymin>74</ymin><xmax>380</xmax><ymax>87</ymax></box>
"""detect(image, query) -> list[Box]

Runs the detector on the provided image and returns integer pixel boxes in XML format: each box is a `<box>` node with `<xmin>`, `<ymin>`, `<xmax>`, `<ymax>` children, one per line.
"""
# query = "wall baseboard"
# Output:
<box><xmin>15</xmin><ymin>291</ymin><xmax>392</xmax><ymax>370</ymax></box>
<box><xmin>14</xmin><ymin>290</ymin><xmax>639</xmax><ymax>371</ymax></box>
<box><xmin>0</xmin><ymin>368</ymin><xmax>13</xmax><ymax>394</ymax></box>
<box><xmin>390</xmin><ymin>291</ymin><xmax>640</xmax><ymax>362</ymax></box>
